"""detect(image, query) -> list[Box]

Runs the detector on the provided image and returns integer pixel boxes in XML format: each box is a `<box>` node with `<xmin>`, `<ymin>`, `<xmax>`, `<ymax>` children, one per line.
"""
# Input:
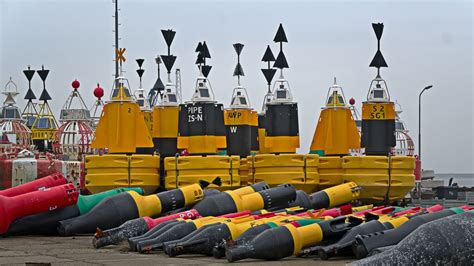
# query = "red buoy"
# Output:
<box><xmin>0</xmin><ymin>173</ymin><xmax>67</xmax><ymax>197</ymax></box>
<box><xmin>0</xmin><ymin>183</ymin><xmax>78</xmax><ymax>233</ymax></box>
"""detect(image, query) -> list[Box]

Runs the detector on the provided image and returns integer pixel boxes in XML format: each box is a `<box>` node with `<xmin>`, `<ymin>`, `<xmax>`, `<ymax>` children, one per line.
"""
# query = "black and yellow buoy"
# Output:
<box><xmin>21</xmin><ymin>66</ymin><xmax>38</xmax><ymax>128</ymax></box>
<box><xmin>361</xmin><ymin>23</ymin><xmax>396</xmax><ymax>156</ymax></box>
<box><xmin>262</xmin><ymin>24</ymin><xmax>299</xmax><ymax>154</ymax></box>
<box><xmin>224</xmin><ymin>43</ymin><xmax>258</xmax><ymax>157</ymax></box>
<box><xmin>177</xmin><ymin>42</ymin><xmax>226</xmax><ymax>155</ymax></box>
<box><xmin>310</xmin><ymin>78</ymin><xmax>360</xmax><ymax>156</ymax></box>
<box><xmin>31</xmin><ymin>65</ymin><xmax>58</xmax><ymax>152</ymax></box>
<box><xmin>152</xmin><ymin>29</ymin><xmax>180</xmax><ymax>157</ymax></box>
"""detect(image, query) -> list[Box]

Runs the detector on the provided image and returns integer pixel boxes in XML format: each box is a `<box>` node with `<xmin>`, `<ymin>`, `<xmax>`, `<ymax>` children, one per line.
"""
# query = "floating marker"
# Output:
<box><xmin>152</xmin><ymin>29</ymin><xmax>180</xmax><ymax>157</ymax></box>
<box><xmin>262</xmin><ymin>24</ymin><xmax>300</xmax><ymax>154</ymax></box>
<box><xmin>310</xmin><ymin>79</ymin><xmax>361</xmax><ymax>156</ymax></box>
<box><xmin>224</xmin><ymin>43</ymin><xmax>258</xmax><ymax>157</ymax></box>
<box><xmin>361</xmin><ymin>23</ymin><xmax>396</xmax><ymax>156</ymax></box>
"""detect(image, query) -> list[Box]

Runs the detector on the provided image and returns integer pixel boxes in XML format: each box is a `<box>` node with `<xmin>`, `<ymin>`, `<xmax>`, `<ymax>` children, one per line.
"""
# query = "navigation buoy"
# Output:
<box><xmin>361</xmin><ymin>23</ymin><xmax>396</xmax><ymax>155</ymax></box>
<box><xmin>224</xmin><ymin>43</ymin><xmax>258</xmax><ymax>157</ymax></box>
<box><xmin>310</xmin><ymin>78</ymin><xmax>360</xmax><ymax>156</ymax></box>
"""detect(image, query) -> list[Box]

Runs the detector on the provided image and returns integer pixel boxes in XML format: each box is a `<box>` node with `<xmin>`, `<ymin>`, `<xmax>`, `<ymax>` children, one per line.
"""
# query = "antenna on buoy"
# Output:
<box><xmin>233</xmin><ymin>43</ymin><xmax>244</xmax><ymax>86</ymax></box>
<box><xmin>273</xmin><ymin>23</ymin><xmax>289</xmax><ymax>79</ymax></box>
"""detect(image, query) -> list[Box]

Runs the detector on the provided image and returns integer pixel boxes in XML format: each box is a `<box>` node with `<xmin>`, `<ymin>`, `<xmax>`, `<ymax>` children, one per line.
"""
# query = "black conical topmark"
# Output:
<box><xmin>261</xmin><ymin>68</ymin><xmax>277</xmax><ymax>85</ymax></box>
<box><xmin>372</xmin><ymin>23</ymin><xmax>384</xmax><ymax>41</ymax></box>
<box><xmin>161</xmin><ymin>55</ymin><xmax>177</xmax><ymax>73</ymax></box>
<box><xmin>201</xmin><ymin>65</ymin><xmax>212</xmax><ymax>78</ymax></box>
<box><xmin>39</xmin><ymin>88</ymin><xmax>52</xmax><ymax>101</ymax></box>
<box><xmin>273</xmin><ymin>23</ymin><xmax>288</xmax><ymax>43</ymax></box>
<box><xmin>152</xmin><ymin>77</ymin><xmax>165</xmax><ymax>92</ymax></box>
<box><xmin>262</xmin><ymin>45</ymin><xmax>276</xmax><ymax>62</ymax></box>
<box><xmin>273</xmin><ymin>51</ymin><xmax>289</xmax><ymax>69</ymax></box>
<box><xmin>161</xmin><ymin>29</ymin><xmax>176</xmax><ymax>48</ymax></box>
<box><xmin>369</xmin><ymin>23</ymin><xmax>388</xmax><ymax>69</ymax></box>
<box><xmin>23</xmin><ymin>66</ymin><xmax>35</xmax><ymax>82</ymax></box>
<box><xmin>233</xmin><ymin>43</ymin><xmax>244</xmax><ymax>77</ymax></box>
<box><xmin>24</xmin><ymin>88</ymin><xmax>36</xmax><ymax>100</ymax></box>
<box><xmin>233</xmin><ymin>43</ymin><xmax>244</xmax><ymax>56</ymax></box>
<box><xmin>136</xmin><ymin>59</ymin><xmax>145</xmax><ymax>68</ymax></box>
<box><xmin>234</xmin><ymin>63</ymin><xmax>244</xmax><ymax>77</ymax></box>
<box><xmin>195</xmin><ymin>42</ymin><xmax>203</xmax><ymax>53</ymax></box>
<box><xmin>202</xmin><ymin>42</ymin><xmax>211</xmax><ymax>58</ymax></box>
<box><xmin>136</xmin><ymin>69</ymin><xmax>145</xmax><ymax>78</ymax></box>
<box><xmin>370</xmin><ymin>50</ymin><xmax>387</xmax><ymax>68</ymax></box>
<box><xmin>196</xmin><ymin>53</ymin><xmax>205</xmax><ymax>65</ymax></box>
<box><xmin>37</xmin><ymin>66</ymin><xmax>49</xmax><ymax>82</ymax></box>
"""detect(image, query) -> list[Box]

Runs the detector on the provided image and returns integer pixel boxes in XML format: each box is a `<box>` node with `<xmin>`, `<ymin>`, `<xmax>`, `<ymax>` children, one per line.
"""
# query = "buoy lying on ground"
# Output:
<box><xmin>57</xmin><ymin>184</ymin><xmax>204</xmax><ymax>235</ymax></box>
<box><xmin>0</xmin><ymin>173</ymin><xmax>66</xmax><ymax>197</ymax></box>
<box><xmin>0</xmin><ymin>183</ymin><xmax>78</xmax><ymax>234</ymax></box>
<box><xmin>5</xmin><ymin>187</ymin><xmax>143</xmax><ymax>235</ymax></box>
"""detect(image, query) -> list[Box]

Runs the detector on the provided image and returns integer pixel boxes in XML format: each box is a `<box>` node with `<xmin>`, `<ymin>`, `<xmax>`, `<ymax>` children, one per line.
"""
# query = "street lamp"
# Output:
<box><xmin>418</xmin><ymin>85</ymin><xmax>433</xmax><ymax>160</ymax></box>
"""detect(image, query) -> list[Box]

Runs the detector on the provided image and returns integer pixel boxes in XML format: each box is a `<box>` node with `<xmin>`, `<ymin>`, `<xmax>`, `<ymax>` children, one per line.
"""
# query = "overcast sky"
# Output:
<box><xmin>0</xmin><ymin>0</ymin><xmax>472</xmax><ymax>173</ymax></box>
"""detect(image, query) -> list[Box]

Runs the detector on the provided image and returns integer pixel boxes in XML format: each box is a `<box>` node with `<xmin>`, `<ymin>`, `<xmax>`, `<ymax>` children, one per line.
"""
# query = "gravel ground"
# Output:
<box><xmin>0</xmin><ymin>236</ymin><xmax>354</xmax><ymax>265</ymax></box>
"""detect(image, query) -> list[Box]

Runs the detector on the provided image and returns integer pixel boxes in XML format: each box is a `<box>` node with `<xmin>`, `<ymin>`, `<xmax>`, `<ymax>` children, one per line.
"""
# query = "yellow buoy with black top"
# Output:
<box><xmin>152</xmin><ymin>29</ymin><xmax>180</xmax><ymax>157</ymax></box>
<box><xmin>226</xmin><ymin>216</ymin><xmax>360</xmax><ymax>262</ymax></box>
<box><xmin>177</xmin><ymin>41</ymin><xmax>226</xmax><ymax>155</ymax></box>
<box><xmin>361</xmin><ymin>23</ymin><xmax>396</xmax><ymax>155</ymax></box>
<box><xmin>310</xmin><ymin>79</ymin><xmax>360</xmax><ymax>156</ymax></box>
<box><xmin>263</xmin><ymin>24</ymin><xmax>300</xmax><ymax>154</ymax></box>
<box><xmin>31</xmin><ymin>65</ymin><xmax>58</xmax><ymax>152</ymax></box>
<box><xmin>57</xmin><ymin>183</ymin><xmax>204</xmax><ymax>236</ymax></box>
<box><xmin>224</xmin><ymin>43</ymin><xmax>258</xmax><ymax>157</ymax></box>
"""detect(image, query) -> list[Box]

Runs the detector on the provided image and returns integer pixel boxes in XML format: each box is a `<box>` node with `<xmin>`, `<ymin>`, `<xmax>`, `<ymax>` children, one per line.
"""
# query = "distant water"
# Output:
<box><xmin>435</xmin><ymin>173</ymin><xmax>474</xmax><ymax>187</ymax></box>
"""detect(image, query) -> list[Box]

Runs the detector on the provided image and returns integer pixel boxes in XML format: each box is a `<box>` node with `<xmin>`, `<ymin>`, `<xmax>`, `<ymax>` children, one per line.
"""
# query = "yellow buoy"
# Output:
<box><xmin>91</xmin><ymin>77</ymin><xmax>153</xmax><ymax>153</ymax></box>
<box><xmin>310</xmin><ymin>79</ymin><xmax>360</xmax><ymax>156</ymax></box>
